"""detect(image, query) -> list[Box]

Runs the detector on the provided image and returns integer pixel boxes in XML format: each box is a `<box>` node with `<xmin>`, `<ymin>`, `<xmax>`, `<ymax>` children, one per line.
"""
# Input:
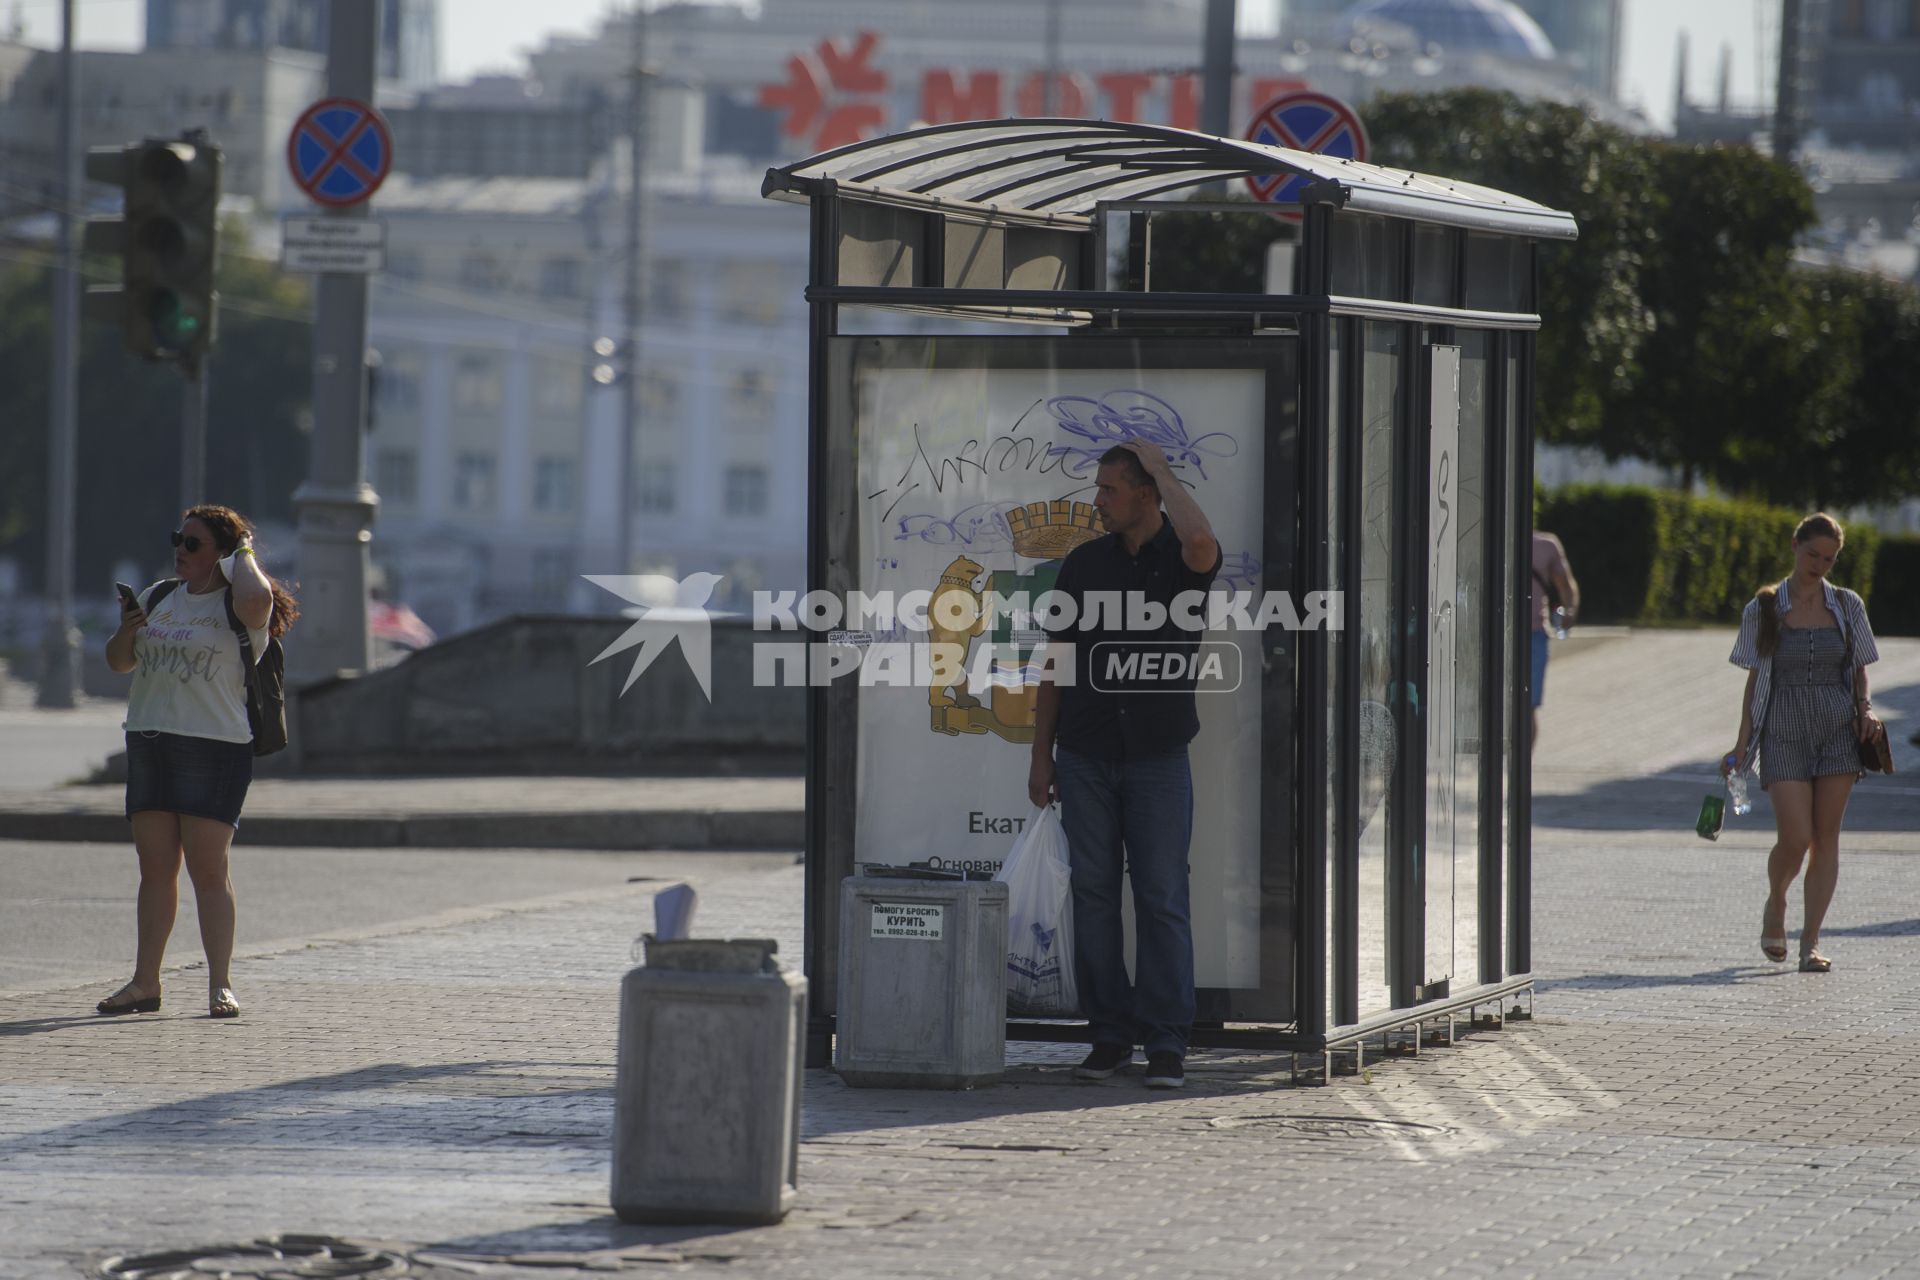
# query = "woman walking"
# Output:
<box><xmin>96</xmin><ymin>504</ymin><xmax>298</xmax><ymax>1018</ymax></box>
<box><xmin>1727</xmin><ymin>513</ymin><xmax>1879</xmax><ymax>973</ymax></box>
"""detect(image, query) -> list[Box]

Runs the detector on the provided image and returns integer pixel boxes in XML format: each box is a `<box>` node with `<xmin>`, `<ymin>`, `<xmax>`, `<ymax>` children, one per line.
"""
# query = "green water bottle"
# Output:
<box><xmin>1695</xmin><ymin>793</ymin><xmax>1725</xmax><ymax>841</ymax></box>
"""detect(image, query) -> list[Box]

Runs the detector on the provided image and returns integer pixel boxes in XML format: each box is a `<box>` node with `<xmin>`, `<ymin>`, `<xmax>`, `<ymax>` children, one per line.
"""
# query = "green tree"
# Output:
<box><xmin>0</xmin><ymin>221</ymin><xmax>311</xmax><ymax>596</ymax></box>
<box><xmin>1605</xmin><ymin>142</ymin><xmax>1819</xmax><ymax>491</ymax></box>
<box><xmin>1148</xmin><ymin>87</ymin><xmax>1920</xmax><ymax>510</ymax></box>
<box><xmin>1722</xmin><ymin>266</ymin><xmax>1920</xmax><ymax>508</ymax></box>
<box><xmin>1361</xmin><ymin>88</ymin><xmax>1661</xmax><ymax>448</ymax></box>
<box><xmin>1137</xmin><ymin>204</ymin><xmax>1293</xmax><ymax>295</ymax></box>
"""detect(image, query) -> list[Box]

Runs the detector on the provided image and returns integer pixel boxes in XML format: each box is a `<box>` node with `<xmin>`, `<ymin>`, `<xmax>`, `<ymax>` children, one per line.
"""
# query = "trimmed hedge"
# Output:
<box><xmin>1872</xmin><ymin>535</ymin><xmax>1920</xmax><ymax>637</ymax></box>
<box><xmin>1538</xmin><ymin>484</ymin><xmax>1879</xmax><ymax>626</ymax></box>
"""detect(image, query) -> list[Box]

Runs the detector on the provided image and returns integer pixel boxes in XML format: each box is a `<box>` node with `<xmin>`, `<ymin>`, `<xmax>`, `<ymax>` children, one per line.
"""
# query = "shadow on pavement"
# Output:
<box><xmin>1538</xmin><ymin>965</ymin><xmax>1800</xmax><ymax>994</ymax></box>
<box><xmin>0</xmin><ymin>1060</ymin><xmax>616</xmax><ymax>1163</ymax></box>
<box><xmin>0</xmin><ymin>1051</ymin><xmax>1299</xmax><ymax>1170</ymax></box>
<box><xmin>1817</xmin><ymin>917</ymin><xmax>1920</xmax><ymax>938</ymax></box>
<box><xmin>1536</xmin><ymin>768</ymin><xmax>1920</xmax><ymax>834</ymax></box>
<box><xmin>0</xmin><ymin>1013</ymin><xmax>131</xmax><ymax>1038</ymax></box>
<box><xmin>1538</xmin><ymin>678</ymin><xmax>1919</xmax><ymax>834</ymax></box>
<box><xmin>419</xmin><ymin>1218</ymin><xmax>760</xmax><ymax>1269</ymax></box>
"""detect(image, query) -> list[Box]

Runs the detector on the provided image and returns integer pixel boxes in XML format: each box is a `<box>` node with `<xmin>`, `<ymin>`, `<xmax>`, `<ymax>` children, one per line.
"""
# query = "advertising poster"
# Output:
<box><xmin>848</xmin><ymin>351</ymin><xmax>1269</xmax><ymax>990</ymax></box>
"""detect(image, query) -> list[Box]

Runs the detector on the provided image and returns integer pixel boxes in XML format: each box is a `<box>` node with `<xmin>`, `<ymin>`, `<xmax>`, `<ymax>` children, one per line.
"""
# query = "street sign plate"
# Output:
<box><xmin>282</xmin><ymin>216</ymin><xmax>386</xmax><ymax>247</ymax></box>
<box><xmin>282</xmin><ymin>243</ymin><xmax>385</xmax><ymax>274</ymax></box>
<box><xmin>1243</xmin><ymin>90</ymin><xmax>1369</xmax><ymax>222</ymax></box>
<box><xmin>287</xmin><ymin>97</ymin><xmax>393</xmax><ymax>207</ymax></box>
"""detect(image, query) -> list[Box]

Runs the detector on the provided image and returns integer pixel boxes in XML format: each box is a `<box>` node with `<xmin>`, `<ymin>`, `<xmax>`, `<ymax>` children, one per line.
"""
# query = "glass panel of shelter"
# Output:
<box><xmin>1354</xmin><ymin>318</ymin><xmax>1403</xmax><ymax>1020</ymax></box>
<box><xmin>821</xmin><ymin>332</ymin><xmax>1299</xmax><ymax>1027</ymax></box>
<box><xmin>1324</xmin><ymin>321</ymin><xmax>1344</xmax><ymax>1031</ymax></box>
<box><xmin>1452</xmin><ymin>328</ymin><xmax>1493</xmax><ymax>990</ymax></box>
<box><xmin>812</xmin><ymin>188</ymin><xmax>1544</xmax><ymax>1037</ymax></box>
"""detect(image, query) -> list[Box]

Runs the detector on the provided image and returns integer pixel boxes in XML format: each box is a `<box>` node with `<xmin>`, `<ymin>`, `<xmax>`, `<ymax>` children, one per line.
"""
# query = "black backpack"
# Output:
<box><xmin>143</xmin><ymin>578</ymin><xmax>288</xmax><ymax>756</ymax></box>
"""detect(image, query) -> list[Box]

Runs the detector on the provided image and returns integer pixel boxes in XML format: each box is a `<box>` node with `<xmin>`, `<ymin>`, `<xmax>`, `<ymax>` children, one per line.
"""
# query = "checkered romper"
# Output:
<box><xmin>1759</xmin><ymin>625</ymin><xmax>1858</xmax><ymax>785</ymax></box>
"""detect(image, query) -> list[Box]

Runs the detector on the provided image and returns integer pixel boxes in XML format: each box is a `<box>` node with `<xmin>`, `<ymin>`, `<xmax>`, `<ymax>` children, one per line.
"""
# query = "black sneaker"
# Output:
<box><xmin>1143</xmin><ymin>1051</ymin><xmax>1185</xmax><ymax>1089</ymax></box>
<box><xmin>1073</xmin><ymin>1043</ymin><xmax>1133</xmax><ymax>1080</ymax></box>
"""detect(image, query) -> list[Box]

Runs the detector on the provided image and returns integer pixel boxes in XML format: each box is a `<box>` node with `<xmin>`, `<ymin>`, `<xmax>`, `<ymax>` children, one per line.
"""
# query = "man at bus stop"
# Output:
<box><xmin>1028</xmin><ymin>439</ymin><xmax>1222</xmax><ymax>1090</ymax></box>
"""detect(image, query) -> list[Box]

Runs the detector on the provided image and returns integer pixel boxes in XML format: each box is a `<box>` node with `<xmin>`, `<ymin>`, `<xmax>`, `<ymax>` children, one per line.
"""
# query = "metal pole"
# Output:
<box><xmin>614</xmin><ymin>1</ymin><xmax>650</xmax><ymax>579</ymax></box>
<box><xmin>1774</xmin><ymin>0</ymin><xmax>1803</xmax><ymax>161</ymax></box>
<box><xmin>1201</xmin><ymin>0</ymin><xmax>1237</xmax><ymax>136</ymax></box>
<box><xmin>289</xmin><ymin>0</ymin><xmax>378</xmax><ymax>681</ymax></box>
<box><xmin>1042</xmin><ymin>0</ymin><xmax>1061</xmax><ymax>115</ymax></box>
<box><xmin>36</xmin><ymin>0</ymin><xmax>80</xmax><ymax>709</ymax></box>
<box><xmin>180</xmin><ymin>361</ymin><xmax>208</xmax><ymax>510</ymax></box>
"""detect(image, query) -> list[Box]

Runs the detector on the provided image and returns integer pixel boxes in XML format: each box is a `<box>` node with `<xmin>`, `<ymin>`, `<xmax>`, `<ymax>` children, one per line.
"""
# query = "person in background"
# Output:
<box><xmin>1530</xmin><ymin>529</ymin><xmax>1580</xmax><ymax>750</ymax></box>
<box><xmin>1727</xmin><ymin>513</ymin><xmax>1879</xmax><ymax>974</ymax></box>
<box><xmin>96</xmin><ymin>505</ymin><xmax>299</xmax><ymax>1019</ymax></box>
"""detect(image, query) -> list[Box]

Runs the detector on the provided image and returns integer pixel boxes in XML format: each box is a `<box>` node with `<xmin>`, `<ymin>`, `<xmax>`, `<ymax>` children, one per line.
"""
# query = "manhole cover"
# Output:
<box><xmin>1208</xmin><ymin>1114</ymin><xmax>1450</xmax><ymax>1140</ymax></box>
<box><xmin>99</xmin><ymin>1234</ymin><xmax>409</xmax><ymax>1279</ymax></box>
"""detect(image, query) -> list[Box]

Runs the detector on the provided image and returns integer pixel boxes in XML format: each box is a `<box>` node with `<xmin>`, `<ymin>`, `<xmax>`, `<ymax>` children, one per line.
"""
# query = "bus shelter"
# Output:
<box><xmin>761</xmin><ymin>119</ymin><xmax>1578</xmax><ymax>1075</ymax></box>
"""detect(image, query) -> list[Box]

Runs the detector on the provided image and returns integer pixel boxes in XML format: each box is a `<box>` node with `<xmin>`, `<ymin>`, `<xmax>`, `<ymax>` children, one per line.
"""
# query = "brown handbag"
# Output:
<box><xmin>1842</xmin><ymin>614</ymin><xmax>1893</xmax><ymax>774</ymax></box>
<box><xmin>1859</xmin><ymin>714</ymin><xmax>1895</xmax><ymax>774</ymax></box>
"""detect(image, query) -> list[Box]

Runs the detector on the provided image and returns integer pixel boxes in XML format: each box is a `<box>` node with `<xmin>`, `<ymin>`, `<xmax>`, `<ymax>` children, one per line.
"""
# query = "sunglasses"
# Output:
<box><xmin>170</xmin><ymin>530</ymin><xmax>206</xmax><ymax>553</ymax></box>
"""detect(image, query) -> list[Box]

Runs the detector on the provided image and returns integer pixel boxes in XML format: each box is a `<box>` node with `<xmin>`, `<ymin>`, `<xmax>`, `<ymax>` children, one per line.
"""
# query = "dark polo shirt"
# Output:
<box><xmin>1045</xmin><ymin>517</ymin><xmax>1222</xmax><ymax>761</ymax></box>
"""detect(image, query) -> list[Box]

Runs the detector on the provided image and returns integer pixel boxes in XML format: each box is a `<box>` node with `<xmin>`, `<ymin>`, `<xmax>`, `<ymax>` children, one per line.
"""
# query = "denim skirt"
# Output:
<box><xmin>124</xmin><ymin>731</ymin><xmax>254</xmax><ymax>828</ymax></box>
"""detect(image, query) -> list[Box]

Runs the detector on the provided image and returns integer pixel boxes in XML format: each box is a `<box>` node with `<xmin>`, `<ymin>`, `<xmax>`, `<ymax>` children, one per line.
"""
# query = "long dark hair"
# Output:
<box><xmin>1755</xmin><ymin>512</ymin><xmax>1846</xmax><ymax>658</ymax></box>
<box><xmin>183</xmin><ymin>503</ymin><xmax>301</xmax><ymax>640</ymax></box>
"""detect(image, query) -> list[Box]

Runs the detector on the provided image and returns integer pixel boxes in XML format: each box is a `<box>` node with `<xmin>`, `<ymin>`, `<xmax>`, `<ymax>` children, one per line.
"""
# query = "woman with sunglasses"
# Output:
<box><xmin>97</xmin><ymin>504</ymin><xmax>300</xmax><ymax>1019</ymax></box>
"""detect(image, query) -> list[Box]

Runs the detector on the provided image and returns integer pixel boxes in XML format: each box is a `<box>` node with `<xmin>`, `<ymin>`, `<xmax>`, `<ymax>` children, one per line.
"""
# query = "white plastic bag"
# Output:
<box><xmin>994</xmin><ymin>804</ymin><xmax>1078</xmax><ymax>1017</ymax></box>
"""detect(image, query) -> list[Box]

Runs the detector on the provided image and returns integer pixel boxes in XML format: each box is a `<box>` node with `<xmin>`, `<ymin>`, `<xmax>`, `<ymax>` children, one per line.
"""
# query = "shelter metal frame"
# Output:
<box><xmin>766</xmin><ymin>119</ymin><xmax>1576</xmax><ymax>1075</ymax></box>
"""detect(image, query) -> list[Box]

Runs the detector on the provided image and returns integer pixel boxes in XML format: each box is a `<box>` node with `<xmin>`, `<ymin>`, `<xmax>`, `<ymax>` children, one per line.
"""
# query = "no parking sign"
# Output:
<box><xmin>1244</xmin><ymin>91</ymin><xmax>1368</xmax><ymax>221</ymax></box>
<box><xmin>287</xmin><ymin>97</ymin><xmax>393</xmax><ymax>207</ymax></box>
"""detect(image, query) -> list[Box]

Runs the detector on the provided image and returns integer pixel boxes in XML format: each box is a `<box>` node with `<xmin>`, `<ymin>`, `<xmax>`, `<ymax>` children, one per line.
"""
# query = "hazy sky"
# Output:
<box><xmin>13</xmin><ymin>0</ymin><xmax>1771</xmax><ymax>130</ymax></box>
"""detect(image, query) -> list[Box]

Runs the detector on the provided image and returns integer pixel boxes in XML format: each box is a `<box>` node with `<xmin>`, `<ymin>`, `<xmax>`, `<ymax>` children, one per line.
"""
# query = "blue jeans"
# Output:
<box><xmin>1055</xmin><ymin>745</ymin><xmax>1195</xmax><ymax>1057</ymax></box>
<box><xmin>1530</xmin><ymin>629</ymin><xmax>1550</xmax><ymax>708</ymax></box>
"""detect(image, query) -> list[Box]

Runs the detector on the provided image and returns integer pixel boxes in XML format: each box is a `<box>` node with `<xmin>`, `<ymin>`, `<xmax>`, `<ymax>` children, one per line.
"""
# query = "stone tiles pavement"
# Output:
<box><xmin>1</xmin><ymin>631</ymin><xmax>1918</xmax><ymax>1278</ymax></box>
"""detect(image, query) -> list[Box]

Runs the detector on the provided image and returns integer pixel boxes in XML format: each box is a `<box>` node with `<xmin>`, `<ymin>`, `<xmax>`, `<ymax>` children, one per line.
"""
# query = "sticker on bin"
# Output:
<box><xmin>871</xmin><ymin>902</ymin><xmax>946</xmax><ymax>940</ymax></box>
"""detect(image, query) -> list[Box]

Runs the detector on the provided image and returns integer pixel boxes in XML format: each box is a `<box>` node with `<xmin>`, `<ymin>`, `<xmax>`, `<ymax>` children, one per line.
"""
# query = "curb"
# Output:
<box><xmin>0</xmin><ymin>807</ymin><xmax>805</xmax><ymax>851</ymax></box>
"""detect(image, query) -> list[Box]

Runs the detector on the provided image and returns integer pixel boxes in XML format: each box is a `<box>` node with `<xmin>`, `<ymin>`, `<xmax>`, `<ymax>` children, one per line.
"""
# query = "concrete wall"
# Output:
<box><xmin>289</xmin><ymin>614</ymin><xmax>804</xmax><ymax>775</ymax></box>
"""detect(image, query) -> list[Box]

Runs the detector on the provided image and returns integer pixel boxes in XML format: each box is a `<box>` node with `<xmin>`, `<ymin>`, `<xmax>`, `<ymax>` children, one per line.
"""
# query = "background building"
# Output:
<box><xmin>1675</xmin><ymin>0</ymin><xmax>1920</xmax><ymax>284</ymax></box>
<box><xmin>0</xmin><ymin>42</ymin><xmax>323</xmax><ymax>213</ymax></box>
<box><xmin>363</xmin><ymin>168</ymin><xmax>809</xmax><ymax>635</ymax></box>
<box><xmin>145</xmin><ymin>0</ymin><xmax>438</xmax><ymax>91</ymax></box>
<box><xmin>0</xmin><ymin>0</ymin><xmax>1653</xmax><ymax>636</ymax></box>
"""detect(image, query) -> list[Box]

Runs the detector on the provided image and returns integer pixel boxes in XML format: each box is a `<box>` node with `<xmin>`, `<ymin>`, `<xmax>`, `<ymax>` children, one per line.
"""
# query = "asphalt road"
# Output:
<box><xmin>0</xmin><ymin>839</ymin><xmax>794</xmax><ymax>997</ymax></box>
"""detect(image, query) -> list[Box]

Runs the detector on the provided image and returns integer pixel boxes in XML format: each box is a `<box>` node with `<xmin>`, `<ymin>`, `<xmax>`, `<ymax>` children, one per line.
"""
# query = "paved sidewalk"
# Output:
<box><xmin>1</xmin><ymin>632</ymin><xmax>1917</xmax><ymax>1279</ymax></box>
<box><xmin>0</xmin><ymin>775</ymin><xmax>805</xmax><ymax>850</ymax></box>
<box><xmin>0</xmin><ymin>679</ymin><xmax>804</xmax><ymax>850</ymax></box>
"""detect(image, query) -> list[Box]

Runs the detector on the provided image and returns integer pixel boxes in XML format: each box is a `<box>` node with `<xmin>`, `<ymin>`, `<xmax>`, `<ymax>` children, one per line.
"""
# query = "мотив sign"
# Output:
<box><xmin>758</xmin><ymin>31</ymin><xmax>1309</xmax><ymax>152</ymax></box>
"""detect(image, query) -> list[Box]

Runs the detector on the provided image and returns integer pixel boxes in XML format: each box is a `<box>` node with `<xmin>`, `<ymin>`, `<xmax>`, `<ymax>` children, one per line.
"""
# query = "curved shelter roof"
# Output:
<box><xmin>763</xmin><ymin>118</ymin><xmax>1578</xmax><ymax>242</ymax></box>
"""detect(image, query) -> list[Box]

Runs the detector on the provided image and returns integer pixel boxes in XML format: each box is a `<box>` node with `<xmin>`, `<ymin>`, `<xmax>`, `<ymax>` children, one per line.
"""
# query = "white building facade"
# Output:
<box><xmin>363</xmin><ymin>171</ymin><xmax>808</xmax><ymax>636</ymax></box>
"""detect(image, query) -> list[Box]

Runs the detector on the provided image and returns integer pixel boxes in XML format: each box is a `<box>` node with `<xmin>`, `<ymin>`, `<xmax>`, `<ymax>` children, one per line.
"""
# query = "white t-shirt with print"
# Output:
<box><xmin>122</xmin><ymin>581</ymin><xmax>271</xmax><ymax>744</ymax></box>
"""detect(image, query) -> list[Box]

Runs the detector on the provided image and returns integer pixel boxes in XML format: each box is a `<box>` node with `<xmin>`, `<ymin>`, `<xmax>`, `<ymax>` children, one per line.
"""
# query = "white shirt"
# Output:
<box><xmin>122</xmin><ymin>580</ymin><xmax>271</xmax><ymax>744</ymax></box>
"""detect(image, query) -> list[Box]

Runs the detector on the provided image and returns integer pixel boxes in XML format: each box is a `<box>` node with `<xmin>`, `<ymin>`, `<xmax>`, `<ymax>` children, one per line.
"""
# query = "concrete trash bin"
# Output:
<box><xmin>836</xmin><ymin>874</ymin><xmax>1008</xmax><ymax>1089</ymax></box>
<box><xmin>611</xmin><ymin>938</ymin><xmax>807</xmax><ymax>1225</ymax></box>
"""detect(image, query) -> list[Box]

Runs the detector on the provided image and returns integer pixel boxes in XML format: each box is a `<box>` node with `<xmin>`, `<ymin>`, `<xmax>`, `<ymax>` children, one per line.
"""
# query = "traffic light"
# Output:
<box><xmin>83</xmin><ymin>135</ymin><xmax>222</xmax><ymax>365</ymax></box>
